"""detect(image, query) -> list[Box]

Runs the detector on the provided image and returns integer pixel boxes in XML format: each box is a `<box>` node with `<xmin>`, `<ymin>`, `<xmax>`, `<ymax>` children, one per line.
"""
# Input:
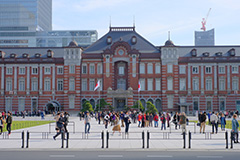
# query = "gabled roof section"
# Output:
<box><xmin>83</xmin><ymin>27</ymin><xmax>159</xmax><ymax>54</ymax></box>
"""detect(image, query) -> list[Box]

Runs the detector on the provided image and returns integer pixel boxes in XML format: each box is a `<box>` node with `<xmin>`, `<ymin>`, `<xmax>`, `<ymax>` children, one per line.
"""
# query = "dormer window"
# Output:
<box><xmin>131</xmin><ymin>36</ymin><xmax>137</xmax><ymax>44</ymax></box>
<box><xmin>10</xmin><ymin>53</ymin><xmax>16</xmax><ymax>58</ymax></box>
<box><xmin>35</xmin><ymin>53</ymin><xmax>41</xmax><ymax>58</ymax></box>
<box><xmin>107</xmin><ymin>36</ymin><xmax>112</xmax><ymax>44</ymax></box>
<box><xmin>191</xmin><ymin>49</ymin><xmax>197</xmax><ymax>57</ymax></box>
<box><xmin>203</xmin><ymin>52</ymin><xmax>209</xmax><ymax>57</ymax></box>
<box><xmin>215</xmin><ymin>52</ymin><xmax>222</xmax><ymax>57</ymax></box>
<box><xmin>22</xmin><ymin>53</ymin><xmax>29</xmax><ymax>58</ymax></box>
<box><xmin>47</xmin><ymin>50</ymin><xmax>53</xmax><ymax>58</ymax></box>
<box><xmin>229</xmin><ymin>48</ymin><xmax>235</xmax><ymax>56</ymax></box>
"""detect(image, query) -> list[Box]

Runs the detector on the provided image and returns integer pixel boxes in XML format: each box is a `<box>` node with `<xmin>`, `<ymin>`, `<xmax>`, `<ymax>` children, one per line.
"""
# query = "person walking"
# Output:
<box><xmin>124</xmin><ymin>112</ymin><xmax>131</xmax><ymax>134</ymax></box>
<box><xmin>84</xmin><ymin>111</ymin><xmax>91</xmax><ymax>134</ymax></box>
<box><xmin>160</xmin><ymin>114</ymin><xmax>166</xmax><ymax>130</ymax></box>
<box><xmin>179</xmin><ymin>112</ymin><xmax>187</xmax><ymax>135</ymax></box>
<box><xmin>63</xmin><ymin>112</ymin><xmax>69</xmax><ymax>133</ymax></box>
<box><xmin>200</xmin><ymin>112</ymin><xmax>207</xmax><ymax>133</ymax></box>
<box><xmin>149</xmin><ymin>113</ymin><xmax>153</xmax><ymax>127</ymax></box>
<box><xmin>153</xmin><ymin>114</ymin><xmax>159</xmax><ymax>127</ymax></box>
<box><xmin>120</xmin><ymin>112</ymin><xmax>125</xmax><ymax>127</ymax></box>
<box><xmin>220</xmin><ymin>113</ymin><xmax>226</xmax><ymax>131</ymax></box>
<box><xmin>173</xmin><ymin>112</ymin><xmax>178</xmax><ymax>130</ymax></box>
<box><xmin>112</xmin><ymin>114</ymin><xmax>121</xmax><ymax>135</ymax></box>
<box><xmin>104</xmin><ymin>113</ymin><xmax>110</xmax><ymax>129</ymax></box>
<box><xmin>146</xmin><ymin>113</ymin><xmax>150</xmax><ymax>127</ymax></box>
<box><xmin>208</xmin><ymin>111</ymin><xmax>212</xmax><ymax>125</ymax></box>
<box><xmin>137</xmin><ymin>113</ymin><xmax>142</xmax><ymax>127</ymax></box>
<box><xmin>232</xmin><ymin>114</ymin><xmax>239</xmax><ymax>143</ymax></box>
<box><xmin>166</xmin><ymin>113</ymin><xmax>171</xmax><ymax>128</ymax></box>
<box><xmin>53</xmin><ymin>112</ymin><xmax>65</xmax><ymax>140</ymax></box>
<box><xmin>210</xmin><ymin>112</ymin><xmax>218</xmax><ymax>134</ymax></box>
<box><xmin>0</xmin><ymin>115</ymin><xmax>4</xmax><ymax>135</ymax></box>
<box><xmin>6</xmin><ymin>111</ymin><xmax>12</xmax><ymax>135</ymax></box>
<box><xmin>141</xmin><ymin>113</ymin><xmax>146</xmax><ymax>128</ymax></box>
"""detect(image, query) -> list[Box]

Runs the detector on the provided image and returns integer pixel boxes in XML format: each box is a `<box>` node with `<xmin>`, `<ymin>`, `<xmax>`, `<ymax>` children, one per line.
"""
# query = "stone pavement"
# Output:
<box><xmin>0</xmin><ymin>115</ymin><xmax>239</xmax><ymax>150</ymax></box>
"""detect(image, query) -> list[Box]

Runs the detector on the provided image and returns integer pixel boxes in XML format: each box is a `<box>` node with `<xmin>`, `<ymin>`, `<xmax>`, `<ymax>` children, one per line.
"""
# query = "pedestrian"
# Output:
<box><xmin>166</xmin><ymin>113</ymin><xmax>171</xmax><ymax>128</ymax></box>
<box><xmin>124</xmin><ymin>112</ymin><xmax>131</xmax><ymax>134</ymax></box>
<box><xmin>141</xmin><ymin>113</ymin><xmax>146</xmax><ymax>128</ymax></box>
<box><xmin>177</xmin><ymin>112</ymin><xmax>181</xmax><ymax>129</ymax></box>
<box><xmin>112</xmin><ymin>114</ymin><xmax>121</xmax><ymax>135</ymax></box>
<box><xmin>153</xmin><ymin>114</ymin><xmax>159</xmax><ymax>127</ymax></box>
<box><xmin>84</xmin><ymin>111</ymin><xmax>91</xmax><ymax>134</ymax></box>
<box><xmin>220</xmin><ymin>113</ymin><xmax>226</xmax><ymax>131</ymax></box>
<box><xmin>232</xmin><ymin>114</ymin><xmax>239</xmax><ymax>143</ymax></box>
<box><xmin>160</xmin><ymin>114</ymin><xmax>166</xmax><ymax>130</ymax></box>
<box><xmin>149</xmin><ymin>113</ymin><xmax>153</xmax><ymax>127</ymax></box>
<box><xmin>137</xmin><ymin>113</ymin><xmax>142</xmax><ymax>127</ymax></box>
<box><xmin>146</xmin><ymin>113</ymin><xmax>150</xmax><ymax>127</ymax></box>
<box><xmin>53</xmin><ymin>112</ymin><xmax>65</xmax><ymax>140</ymax></box>
<box><xmin>63</xmin><ymin>112</ymin><xmax>69</xmax><ymax>132</ymax></box>
<box><xmin>6</xmin><ymin>111</ymin><xmax>12</xmax><ymax>135</ymax></box>
<box><xmin>179</xmin><ymin>112</ymin><xmax>187</xmax><ymax>135</ymax></box>
<box><xmin>0</xmin><ymin>115</ymin><xmax>4</xmax><ymax>135</ymax></box>
<box><xmin>200</xmin><ymin>112</ymin><xmax>206</xmax><ymax>133</ymax></box>
<box><xmin>210</xmin><ymin>112</ymin><xmax>218</xmax><ymax>134</ymax></box>
<box><xmin>208</xmin><ymin>111</ymin><xmax>212</xmax><ymax>125</ymax></box>
<box><xmin>104</xmin><ymin>113</ymin><xmax>110</xmax><ymax>129</ymax></box>
<box><xmin>120</xmin><ymin>112</ymin><xmax>125</xmax><ymax>127</ymax></box>
<box><xmin>173</xmin><ymin>112</ymin><xmax>178</xmax><ymax>130</ymax></box>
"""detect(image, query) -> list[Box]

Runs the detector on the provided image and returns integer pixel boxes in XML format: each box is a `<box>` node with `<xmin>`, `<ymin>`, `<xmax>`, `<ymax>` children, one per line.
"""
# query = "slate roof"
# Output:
<box><xmin>83</xmin><ymin>27</ymin><xmax>159</xmax><ymax>54</ymax></box>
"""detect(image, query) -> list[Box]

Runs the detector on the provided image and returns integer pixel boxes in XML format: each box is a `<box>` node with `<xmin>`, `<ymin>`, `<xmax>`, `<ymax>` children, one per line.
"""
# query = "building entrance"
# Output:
<box><xmin>115</xmin><ymin>98</ymin><xmax>126</xmax><ymax>111</ymax></box>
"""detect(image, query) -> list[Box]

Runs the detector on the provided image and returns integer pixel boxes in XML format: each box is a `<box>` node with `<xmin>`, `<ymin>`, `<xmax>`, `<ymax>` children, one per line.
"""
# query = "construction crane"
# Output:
<box><xmin>201</xmin><ymin>8</ymin><xmax>211</xmax><ymax>31</ymax></box>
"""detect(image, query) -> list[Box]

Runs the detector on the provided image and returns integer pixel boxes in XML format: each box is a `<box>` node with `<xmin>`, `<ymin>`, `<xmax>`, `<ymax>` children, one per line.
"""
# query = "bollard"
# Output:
<box><xmin>142</xmin><ymin>131</ymin><xmax>145</xmax><ymax>149</ymax></box>
<box><xmin>146</xmin><ymin>131</ymin><xmax>149</xmax><ymax>148</ymax></box>
<box><xmin>101</xmin><ymin>131</ymin><xmax>104</xmax><ymax>148</ymax></box>
<box><xmin>188</xmin><ymin>131</ymin><xmax>191</xmax><ymax>149</ymax></box>
<box><xmin>225</xmin><ymin>131</ymin><xmax>228</xmax><ymax>149</ymax></box>
<box><xmin>26</xmin><ymin>131</ymin><xmax>29</xmax><ymax>148</ymax></box>
<box><xmin>183</xmin><ymin>132</ymin><xmax>186</xmax><ymax>149</ymax></box>
<box><xmin>66</xmin><ymin>132</ymin><xmax>69</xmax><ymax>148</ymax></box>
<box><xmin>61</xmin><ymin>132</ymin><xmax>64</xmax><ymax>148</ymax></box>
<box><xmin>106</xmin><ymin>131</ymin><xmax>109</xmax><ymax>148</ymax></box>
<box><xmin>194</xmin><ymin>123</ymin><xmax>196</xmax><ymax>134</ymax></box>
<box><xmin>21</xmin><ymin>131</ymin><xmax>24</xmax><ymax>148</ymax></box>
<box><xmin>230</xmin><ymin>131</ymin><xmax>233</xmax><ymax>149</ymax></box>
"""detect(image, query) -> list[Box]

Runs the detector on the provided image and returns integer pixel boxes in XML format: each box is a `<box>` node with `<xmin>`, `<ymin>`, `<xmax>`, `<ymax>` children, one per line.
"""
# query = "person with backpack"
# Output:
<box><xmin>153</xmin><ymin>114</ymin><xmax>159</xmax><ymax>127</ymax></box>
<box><xmin>179</xmin><ymin>112</ymin><xmax>187</xmax><ymax>135</ymax></box>
<box><xmin>53</xmin><ymin>112</ymin><xmax>65</xmax><ymax>140</ymax></box>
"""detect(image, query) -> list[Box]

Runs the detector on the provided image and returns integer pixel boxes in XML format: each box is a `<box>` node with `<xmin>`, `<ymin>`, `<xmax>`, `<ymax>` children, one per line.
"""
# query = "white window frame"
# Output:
<box><xmin>97</xmin><ymin>63</ymin><xmax>102</xmax><ymax>74</ymax></box>
<box><xmin>167</xmin><ymin>64</ymin><xmax>173</xmax><ymax>73</ymax></box>
<box><xmin>232</xmin><ymin>78</ymin><xmax>239</xmax><ymax>91</ymax></box>
<box><xmin>155</xmin><ymin>63</ymin><xmax>161</xmax><ymax>74</ymax></box>
<box><xmin>69</xmin><ymin>65</ymin><xmax>75</xmax><ymax>74</ymax></box>
<box><xmin>44</xmin><ymin>78</ymin><xmax>51</xmax><ymax>91</ymax></box>
<box><xmin>31</xmin><ymin>78</ymin><xmax>38</xmax><ymax>91</ymax></box>
<box><xmin>57</xmin><ymin>66</ymin><xmax>64</xmax><ymax>75</ymax></box>
<box><xmin>192</xmin><ymin>78</ymin><xmax>199</xmax><ymax>91</ymax></box>
<box><xmin>140</xmin><ymin>63</ymin><xmax>145</xmax><ymax>74</ymax></box>
<box><xmin>232</xmin><ymin>65</ymin><xmax>238</xmax><ymax>74</ymax></box>
<box><xmin>90</xmin><ymin>64</ymin><xmax>95</xmax><ymax>74</ymax></box>
<box><xmin>179</xmin><ymin>78</ymin><xmax>186</xmax><ymax>91</ymax></box>
<box><xmin>147</xmin><ymin>63</ymin><xmax>153</xmax><ymax>74</ymax></box>
<box><xmin>69</xmin><ymin>95</ymin><xmax>75</xmax><ymax>109</ymax></box>
<box><xmin>18</xmin><ymin>98</ymin><xmax>25</xmax><ymax>111</ymax></box>
<box><xmin>45</xmin><ymin>67</ymin><xmax>51</xmax><ymax>75</ymax></box>
<box><xmin>192</xmin><ymin>66</ymin><xmax>199</xmax><ymax>74</ymax></box>
<box><xmin>155</xmin><ymin>78</ymin><xmax>161</xmax><ymax>91</ymax></box>
<box><xmin>19</xmin><ymin>79</ymin><xmax>25</xmax><ymax>91</ymax></box>
<box><xmin>6</xmin><ymin>79</ymin><xmax>12</xmax><ymax>91</ymax></box>
<box><xmin>19</xmin><ymin>67</ymin><xmax>25</xmax><ymax>75</ymax></box>
<box><xmin>6</xmin><ymin>67</ymin><xmax>13</xmax><ymax>75</ymax></box>
<box><xmin>167</xmin><ymin>77</ymin><xmax>173</xmax><ymax>90</ymax></box>
<box><xmin>219</xmin><ymin>78</ymin><xmax>225</xmax><ymax>91</ymax></box>
<box><xmin>82</xmin><ymin>64</ymin><xmax>87</xmax><ymax>74</ymax></box>
<box><xmin>140</xmin><ymin>78</ymin><xmax>145</xmax><ymax>91</ymax></box>
<box><xmin>89</xmin><ymin>79</ymin><xmax>95</xmax><ymax>91</ymax></box>
<box><xmin>57</xmin><ymin>79</ymin><xmax>63</xmax><ymax>91</ymax></box>
<box><xmin>147</xmin><ymin>78</ymin><xmax>153</xmax><ymax>91</ymax></box>
<box><xmin>179</xmin><ymin>65</ymin><xmax>186</xmax><ymax>74</ymax></box>
<box><xmin>219</xmin><ymin>97</ymin><xmax>226</xmax><ymax>111</ymax></box>
<box><xmin>69</xmin><ymin>78</ymin><xmax>75</xmax><ymax>91</ymax></box>
<box><xmin>219</xmin><ymin>66</ymin><xmax>225</xmax><ymax>74</ymax></box>
<box><xmin>206</xmin><ymin>78</ymin><xmax>212</xmax><ymax>91</ymax></box>
<box><xmin>32</xmin><ymin>67</ymin><xmax>38</xmax><ymax>74</ymax></box>
<box><xmin>82</xmin><ymin>79</ymin><xmax>87</xmax><ymax>91</ymax></box>
<box><xmin>205</xmin><ymin>66</ymin><xmax>212</xmax><ymax>74</ymax></box>
<box><xmin>119</xmin><ymin>66</ymin><xmax>124</xmax><ymax>75</ymax></box>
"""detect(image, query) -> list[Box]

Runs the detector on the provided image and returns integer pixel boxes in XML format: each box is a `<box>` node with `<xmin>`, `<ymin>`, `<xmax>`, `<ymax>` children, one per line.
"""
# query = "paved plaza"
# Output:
<box><xmin>0</xmin><ymin>115</ymin><xmax>239</xmax><ymax>150</ymax></box>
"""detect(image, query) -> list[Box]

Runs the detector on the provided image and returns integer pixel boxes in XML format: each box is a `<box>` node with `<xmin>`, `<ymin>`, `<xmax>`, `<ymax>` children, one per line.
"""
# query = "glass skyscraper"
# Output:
<box><xmin>0</xmin><ymin>0</ymin><xmax>52</xmax><ymax>31</ymax></box>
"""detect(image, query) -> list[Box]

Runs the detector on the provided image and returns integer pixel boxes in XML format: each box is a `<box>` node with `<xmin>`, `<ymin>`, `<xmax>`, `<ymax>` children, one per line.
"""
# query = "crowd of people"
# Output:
<box><xmin>0</xmin><ymin>111</ymin><xmax>12</xmax><ymax>135</ymax></box>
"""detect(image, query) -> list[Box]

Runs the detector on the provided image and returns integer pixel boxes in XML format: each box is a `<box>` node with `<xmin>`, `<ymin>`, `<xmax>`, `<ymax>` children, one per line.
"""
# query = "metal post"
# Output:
<box><xmin>106</xmin><ymin>131</ymin><xmax>109</xmax><ymax>148</ymax></box>
<box><xmin>188</xmin><ymin>131</ymin><xmax>191</xmax><ymax>149</ymax></box>
<box><xmin>194</xmin><ymin>123</ymin><xmax>196</xmax><ymax>134</ymax></box>
<box><xmin>230</xmin><ymin>131</ymin><xmax>233</xmax><ymax>149</ymax></box>
<box><xmin>183</xmin><ymin>132</ymin><xmax>186</xmax><ymax>149</ymax></box>
<box><xmin>26</xmin><ymin>131</ymin><xmax>29</xmax><ymax>148</ymax></box>
<box><xmin>101</xmin><ymin>131</ymin><xmax>104</xmax><ymax>148</ymax></box>
<box><xmin>225</xmin><ymin>131</ymin><xmax>228</xmax><ymax>149</ymax></box>
<box><xmin>61</xmin><ymin>132</ymin><xmax>64</xmax><ymax>148</ymax></box>
<box><xmin>147</xmin><ymin>131</ymin><xmax>150</xmax><ymax>148</ymax></box>
<box><xmin>49</xmin><ymin>123</ymin><xmax>51</xmax><ymax>133</ymax></box>
<box><xmin>66</xmin><ymin>132</ymin><xmax>69</xmax><ymax>148</ymax></box>
<box><xmin>142</xmin><ymin>131</ymin><xmax>145</xmax><ymax>148</ymax></box>
<box><xmin>21</xmin><ymin>131</ymin><xmax>24</xmax><ymax>148</ymax></box>
<box><xmin>73</xmin><ymin>122</ymin><xmax>75</xmax><ymax>134</ymax></box>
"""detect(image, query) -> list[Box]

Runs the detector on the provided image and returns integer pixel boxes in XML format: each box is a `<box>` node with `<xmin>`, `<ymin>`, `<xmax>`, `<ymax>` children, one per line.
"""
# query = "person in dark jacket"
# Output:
<box><xmin>160</xmin><ymin>114</ymin><xmax>166</xmax><ymax>130</ymax></box>
<box><xmin>173</xmin><ymin>112</ymin><xmax>178</xmax><ymax>129</ymax></box>
<box><xmin>6</xmin><ymin>112</ymin><xmax>12</xmax><ymax>135</ymax></box>
<box><xmin>220</xmin><ymin>113</ymin><xmax>226</xmax><ymax>131</ymax></box>
<box><xmin>124</xmin><ymin>112</ymin><xmax>131</xmax><ymax>134</ymax></box>
<box><xmin>63</xmin><ymin>112</ymin><xmax>69</xmax><ymax>132</ymax></box>
<box><xmin>200</xmin><ymin>112</ymin><xmax>206</xmax><ymax>133</ymax></box>
<box><xmin>53</xmin><ymin>112</ymin><xmax>65</xmax><ymax>140</ymax></box>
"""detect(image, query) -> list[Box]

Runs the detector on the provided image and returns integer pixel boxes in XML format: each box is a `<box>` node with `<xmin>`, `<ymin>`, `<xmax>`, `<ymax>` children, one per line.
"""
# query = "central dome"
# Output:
<box><xmin>68</xmin><ymin>40</ymin><xmax>78</xmax><ymax>47</ymax></box>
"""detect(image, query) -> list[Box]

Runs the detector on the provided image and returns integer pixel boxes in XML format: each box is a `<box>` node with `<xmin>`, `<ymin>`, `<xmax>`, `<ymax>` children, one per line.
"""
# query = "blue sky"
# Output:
<box><xmin>52</xmin><ymin>0</ymin><xmax>240</xmax><ymax>46</ymax></box>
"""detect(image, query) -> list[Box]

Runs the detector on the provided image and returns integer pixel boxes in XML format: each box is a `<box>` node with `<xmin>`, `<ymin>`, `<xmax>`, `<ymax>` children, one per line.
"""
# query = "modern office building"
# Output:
<box><xmin>0</xmin><ymin>26</ymin><xmax>240</xmax><ymax>114</ymax></box>
<box><xmin>195</xmin><ymin>29</ymin><xmax>215</xmax><ymax>46</ymax></box>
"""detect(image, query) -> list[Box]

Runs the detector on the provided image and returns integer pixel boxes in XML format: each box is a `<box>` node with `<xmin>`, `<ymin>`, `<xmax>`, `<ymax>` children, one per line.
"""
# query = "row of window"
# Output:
<box><xmin>81</xmin><ymin>79</ymin><xmax>102</xmax><ymax>91</ymax></box>
<box><xmin>139</xmin><ymin>78</ymin><xmax>161</xmax><ymax>91</ymax></box>
<box><xmin>82</xmin><ymin>63</ymin><xmax>102</xmax><ymax>74</ymax></box>
<box><xmin>139</xmin><ymin>63</ymin><xmax>160</xmax><ymax>74</ymax></box>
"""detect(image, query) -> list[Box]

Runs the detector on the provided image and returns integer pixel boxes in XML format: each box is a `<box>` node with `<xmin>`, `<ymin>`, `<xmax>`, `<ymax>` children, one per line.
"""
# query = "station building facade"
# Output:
<box><xmin>0</xmin><ymin>26</ymin><xmax>240</xmax><ymax>114</ymax></box>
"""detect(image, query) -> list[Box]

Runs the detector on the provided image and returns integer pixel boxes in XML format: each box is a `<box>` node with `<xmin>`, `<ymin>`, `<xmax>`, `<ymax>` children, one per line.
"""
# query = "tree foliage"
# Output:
<box><xmin>131</xmin><ymin>100</ymin><xmax>145</xmax><ymax>112</ymax></box>
<box><xmin>95</xmin><ymin>98</ymin><xmax>110</xmax><ymax>111</ymax></box>
<box><xmin>146</xmin><ymin>101</ymin><xmax>158</xmax><ymax>114</ymax></box>
<box><xmin>81</xmin><ymin>101</ymin><xmax>94</xmax><ymax>112</ymax></box>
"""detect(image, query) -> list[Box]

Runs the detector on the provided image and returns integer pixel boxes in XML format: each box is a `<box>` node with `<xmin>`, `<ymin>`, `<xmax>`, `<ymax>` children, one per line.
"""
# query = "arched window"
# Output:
<box><xmin>140</xmin><ymin>99</ymin><xmax>146</xmax><ymax>109</ymax></box>
<box><xmin>148</xmin><ymin>99</ymin><xmax>154</xmax><ymax>104</ymax></box>
<box><xmin>155</xmin><ymin>99</ymin><xmax>162</xmax><ymax>111</ymax></box>
<box><xmin>81</xmin><ymin>99</ymin><xmax>86</xmax><ymax>107</ymax></box>
<box><xmin>90</xmin><ymin>99</ymin><xmax>95</xmax><ymax>109</ymax></box>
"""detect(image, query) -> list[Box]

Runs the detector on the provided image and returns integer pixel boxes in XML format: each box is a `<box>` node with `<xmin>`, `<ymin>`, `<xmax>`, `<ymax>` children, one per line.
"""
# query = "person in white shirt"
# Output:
<box><xmin>210</xmin><ymin>112</ymin><xmax>218</xmax><ymax>134</ymax></box>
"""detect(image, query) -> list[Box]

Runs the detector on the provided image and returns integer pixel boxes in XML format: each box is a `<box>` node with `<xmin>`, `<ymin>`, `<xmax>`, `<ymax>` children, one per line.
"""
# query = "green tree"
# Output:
<box><xmin>95</xmin><ymin>98</ymin><xmax>110</xmax><ymax>111</ymax></box>
<box><xmin>132</xmin><ymin>100</ymin><xmax>145</xmax><ymax>112</ymax></box>
<box><xmin>146</xmin><ymin>101</ymin><xmax>158</xmax><ymax>114</ymax></box>
<box><xmin>81</xmin><ymin>101</ymin><xmax>94</xmax><ymax>112</ymax></box>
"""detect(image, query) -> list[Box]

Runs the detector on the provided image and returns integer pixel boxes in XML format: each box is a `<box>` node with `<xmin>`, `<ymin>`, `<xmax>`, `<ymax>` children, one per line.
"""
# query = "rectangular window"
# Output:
<box><xmin>32</xmin><ymin>67</ymin><xmax>38</xmax><ymax>74</ymax></box>
<box><xmin>44</xmin><ymin>79</ymin><xmax>51</xmax><ymax>91</ymax></box>
<box><xmin>57</xmin><ymin>66</ymin><xmax>64</xmax><ymax>74</ymax></box>
<box><xmin>82</xmin><ymin>64</ymin><xmax>87</xmax><ymax>74</ymax></box>
<box><xmin>193</xmin><ymin>98</ymin><xmax>199</xmax><ymax>111</ymax></box>
<box><xmin>219</xmin><ymin>98</ymin><xmax>226</xmax><ymax>111</ymax></box>
<box><xmin>97</xmin><ymin>64</ymin><xmax>102</xmax><ymax>74</ymax></box>
<box><xmin>57</xmin><ymin>79</ymin><xmax>63</xmax><ymax>91</ymax></box>
<box><xmin>155</xmin><ymin>63</ymin><xmax>161</xmax><ymax>74</ymax></box>
<box><xmin>119</xmin><ymin>66</ymin><xmax>124</xmax><ymax>75</ymax></box>
<box><xmin>90</xmin><ymin>64</ymin><xmax>95</xmax><ymax>74</ymax></box>
<box><xmin>167</xmin><ymin>95</ymin><xmax>173</xmax><ymax>108</ymax></box>
<box><xmin>192</xmin><ymin>78</ymin><xmax>199</xmax><ymax>91</ymax></box>
<box><xmin>232</xmin><ymin>66</ymin><xmax>238</xmax><ymax>74</ymax></box>
<box><xmin>179</xmin><ymin>78</ymin><xmax>186</xmax><ymax>91</ymax></box>
<box><xmin>69</xmin><ymin>96</ymin><xmax>75</xmax><ymax>109</ymax></box>
<box><xmin>206</xmin><ymin>98</ymin><xmax>212</xmax><ymax>111</ymax></box>
<box><xmin>192</xmin><ymin>66</ymin><xmax>199</xmax><ymax>74</ymax></box>
<box><xmin>6</xmin><ymin>67</ymin><xmax>13</xmax><ymax>75</ymax></box>
<box><xmin>219</xmin><ymin>66</ymin><xmax>225</xmax><ymax>74</ymax></box>
<box><xmin>205</xmin><ymin>66</ymin><xmax>212</xmax><ymax>74</ymax></box>
<box><xmin>89</xmin><ymin>79</ymin><xmax>95</xmax><ymax>91</ymax></box>
<box><xmin>45</xmin><ymin>67</ymin><xmax>51</xmax><ymax>74</ymax></box>
<box><xmin>206</xmin><ymin>79</ymin><xmax>212</xmax><ymax>90</ymax></box>
<box><xmin>69</xmin><ymin>65</ymin><xmax>75</xmax><ymax>74</ymax></box>
<box><xmin>5</xmin><ymin>98</ymin><xmax>12</xmax><ymax>111</ymax></box>
<box><xmin>19</xmin><ymin>67</ymin><xmax>25</xmax><ymax>75</ymax></box>
<box><xmin>69</xmin><ymin>79</ymin><xmax>75</xmax><ymax>91</ymax></box>
<box><xmin>155</xmin><ymin>78</ymin><xmax>161</xmax><ymax>91</ymax></box>
<box><xmin>31</xmin><ymin>79</ymin><xmax>38</xmax><ymax>91</ymax></box>
<box><xmin>167</xmin><ymin>64</ymin><xmax>173</xmax><ymax>73</ymax></box>
<box><xmin>19</xmin><ymin>79</ymin><xmax>25</xmax><ymax>91</ymax></box>
<box><xmin>147</xmin><ymin>79</ymin><xmax>153</xmax><ymax>91</ymax></box>
<box><xmin>140</xmin><ymin>79</ymin><xmax>145</xmax><ymax>90</ymax></box>
<box><xmin>147</xmin><ymin>63</ymin><xmax>153</xmax><ymax>74</ymax></box>
<box><xmin>18</xmin><ymin>98</ymin><xmax>25</xmax><ymax>111</ymax></box>
<box><xmin>219</xmin><ymin>79</ymin><xmax>225</xmax><ymax>91</ymax></box>
<box><xmin>167</xmin><ymin>78</ymin><xmax>173</xmax><ymax>90</ymax></box>
<box><xmin>82</xmin><ymin>79</ymin><xmax>87</xmax><ymax>91</ymax></box>
<box><xmin>232</xmin><ymin>78</ymin><xmax>239</xmax><ymax>90</ymax></box>
<box><xmin>179</xmin><ymin>65</ymin><xmax>186</xmax><ymax>74</ymax></box>
<box><xmin>140</xmin><ymin>63</ymin><xmax>145</xmax><ymax>74</ymax></box>
<box><xmin>6</xmin><ymin>79</ymin><xmax>12</xmax><ymax>91</ymax></box>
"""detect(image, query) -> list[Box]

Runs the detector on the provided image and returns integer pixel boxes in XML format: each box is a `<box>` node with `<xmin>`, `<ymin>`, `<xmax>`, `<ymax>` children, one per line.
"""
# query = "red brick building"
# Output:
<box><xmin>0</xmin><ymin>26</ymin><xmax>240</xmax><ymax>114</ymax></box>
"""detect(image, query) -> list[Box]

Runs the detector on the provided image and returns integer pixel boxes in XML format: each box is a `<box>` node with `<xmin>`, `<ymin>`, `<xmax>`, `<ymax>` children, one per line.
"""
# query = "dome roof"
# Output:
<box><xmin>68</xmin><ymin>40</ymin><xmax>78</xmax><ymax>47</ymax></box>
<box><xmin>164</xmin><ymin>40</ymin><xmax>174</xmax><ymax>46</ymax></box>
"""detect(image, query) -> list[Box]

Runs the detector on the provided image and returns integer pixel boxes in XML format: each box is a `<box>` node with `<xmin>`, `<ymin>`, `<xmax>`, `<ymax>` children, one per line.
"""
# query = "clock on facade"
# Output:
<box><xmin>118</xmin><ymin>49</ymin><xmax>124</xmax><ymax>55</ymax></box>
